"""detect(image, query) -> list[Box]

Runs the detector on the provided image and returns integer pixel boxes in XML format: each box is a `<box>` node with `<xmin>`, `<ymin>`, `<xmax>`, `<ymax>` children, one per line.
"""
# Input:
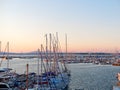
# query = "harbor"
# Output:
<box><xmin>0</xmin><ymin>40</ymin><xmax>120</xmax><ymax>90</ymax></box>
<box><xmin>1</xmin><ymin>0</ymin><xmax>120</xmax><ymax>90</ymax></box>
<box><xmin>1</xmin><ymin>59</ymin><xmax>120</xmax><ymax>90</ymax></box>
<box><xmin>0</xmin><ymin>34</ymin><xmax>71</xmax><ymax>90</ymax></box>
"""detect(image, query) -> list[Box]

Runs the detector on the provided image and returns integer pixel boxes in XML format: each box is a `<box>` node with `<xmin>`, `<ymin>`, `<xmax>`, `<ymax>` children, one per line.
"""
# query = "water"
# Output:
<box><xmin>1</xmin><ymin>58</ymin><xmax>120</xmax><ymax>90</ymax></box>
<box><xmin>68</xmin><ymin>63</ymin><xmax>120</xmax><ymax>90</ymax></box>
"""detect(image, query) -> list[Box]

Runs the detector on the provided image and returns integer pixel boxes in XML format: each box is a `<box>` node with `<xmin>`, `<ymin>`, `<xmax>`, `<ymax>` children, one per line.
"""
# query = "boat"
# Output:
<box><xmin>112</xmin><ymin>60</ymin><xmax>120</xmax><ymax>90</ymax></box>
<box><xmin>0</xmin><ymin>42</ymin><xmax>19</xmax><ymax>89</ymax></box>
<box><xmin>0</xmin><ymin>82</ymin><xmax>12</xmax><ymax>90</ymax></box>
<box><xmin>28</xmin><ymin>33</ymin><xmax>71</xmax><ymax>90</ymax></box>
<box><xmin>112</xmin><ymin>60</ymin><xmax>120</xmax><ymax>66</ymax></box>
<box><xmin>0</xmin><ymin>68</ymin><xmax>13</xmax><ymax>77</ymax></box>
<box><xmin>0</xmin><ymin>42</ymin><xmax>13</xmax><ymax>77</ymax></box>
<box><xmin>113</xmin><ymin>73</ymin><xmax>120</xmax><ymax>90</ymax></box>
<box><xmin>0</xmin><ymin>34</ymin><xmax>71</xmax><ymax>90</ymax></box>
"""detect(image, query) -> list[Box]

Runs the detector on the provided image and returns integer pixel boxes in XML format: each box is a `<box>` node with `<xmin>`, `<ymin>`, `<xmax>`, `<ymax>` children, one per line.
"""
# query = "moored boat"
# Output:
<box><xmin>25</xmin><ymin>33</ymin><xmax>71</xmax><ymax>90</ymax></box>
<box><xmin>0</xmin><ymin>34</ymin><xmax>71</xmax><ymax>90</ymax></box>
<box><xmin>113</xmin><ymin>72</ymin><xmax>120</xmax><ymax>90</ymax></box>
<box><xmin>112</xmin><ymin>60</ymin><xmax>120</xmax><ymax>66</ymax></box>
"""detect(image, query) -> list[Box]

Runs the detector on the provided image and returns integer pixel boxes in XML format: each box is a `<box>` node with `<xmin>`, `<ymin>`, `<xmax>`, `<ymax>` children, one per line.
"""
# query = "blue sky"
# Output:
<box><xmin>0</xmin><ymin>0</ymin><xmax>120</xmax><ymax>52</ymax></box>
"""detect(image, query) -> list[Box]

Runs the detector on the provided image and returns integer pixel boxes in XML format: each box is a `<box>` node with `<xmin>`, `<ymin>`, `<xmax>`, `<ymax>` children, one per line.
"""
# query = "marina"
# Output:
<box><xmin>0</xmin><ymin>59</ymin><xmax>120</xmax><ymax>90</ymax></box>
<box><xmin>0</xmin><ymin>41</ymin><xmax>120</xmax><ymax>90</ymax></box>
<box><xmin>1</xmin><ymin>0</ymin><xmax>120</xmax><ymax>90</ymax></box>
<box><xmin>0</xmin><ymin>34</ymin><xmax>71</xmax><ymax>90</ymax></box>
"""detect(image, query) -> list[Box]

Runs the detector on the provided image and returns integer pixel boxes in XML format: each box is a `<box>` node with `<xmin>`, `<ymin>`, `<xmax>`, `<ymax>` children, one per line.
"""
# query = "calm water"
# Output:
<box><xmin>68</xmin><ymin>63</ymin><xmax>120</xmax><ymax>90</ymax></box>
<box><xmin>1</xmin><ymin>58</ymin><xmax>120</xmax><ymax>90</ymax></box>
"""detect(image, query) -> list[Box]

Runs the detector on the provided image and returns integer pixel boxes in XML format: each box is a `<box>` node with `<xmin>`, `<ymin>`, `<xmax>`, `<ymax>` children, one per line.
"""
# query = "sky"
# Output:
<box><xmin>0</xmin><ymin>0</ymin><xmax>120</xmax><ymax>53</ymax></box>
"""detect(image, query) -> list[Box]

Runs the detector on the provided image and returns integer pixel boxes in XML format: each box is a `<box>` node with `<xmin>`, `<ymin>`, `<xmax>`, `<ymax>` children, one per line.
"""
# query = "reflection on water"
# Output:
<box><xmin>1</xmin><ymin>58</ymin><xmax>120</xmax><ymax>90</ymax></box>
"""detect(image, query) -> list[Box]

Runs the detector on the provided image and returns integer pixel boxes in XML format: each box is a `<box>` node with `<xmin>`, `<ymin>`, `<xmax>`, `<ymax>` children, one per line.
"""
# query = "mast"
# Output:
<box><xmin>45</xmin><ymin>34</ymin><xmax>48</xmax><ymax>55</ymax></box>
<box><xmin>0</xmin><ymin>41</ymin><xmax>1</xmax><ymax>67</ymax></box>
<box><xmin>49</xmin><ymin>33</ymin><xmax>52</xmax><ymax>70</ymax></box>
<box><xmin>56</xmin><ymin>32</ymin><xmax>58</xmax><ymax>53</ymax></box>
<box><xmin>7</xmin><ymin>42</ymin><xmax>9</xmax><ymax>68</ymax></box>
<box><xmin>40</xmin><ymin>44</ymin><xmax>43</xmax><ymax>89</ymax></box>
<box><xmin>45</xmin><ymin>34</ymin><xmax>48</xmax><ymax>72</ymax></box>
<box><xmin>56</xmin><ymin>32</ymin><xmax>58</xmax><ymax>73</ymax></box>
<box><xmin>0</xmin><ymin>42</ymin><xmax>10</xmax><ymax>68</ymax></box>
<box><xmin>65</xmin><ymin>34</ymin><xmax>67</xmax><ymax>57</ymax></box>
<box><xmin>65</xmin><ymin>34</ymin><xmax>67</xmax><ymax>60</ymax></box>
<box><xmin>64</xmin><ymin>34</ymin><xmax>67</xmax><ymax>71</ymax></box>
<box><xmin>37</xmin><ymin>49</ymin><xmax>40</xmax><ymax>86</ymax></box>
<box><xmin>0</xmin><ymin>41</ymin><xmax>1</xmax><ymax>52</ymax></box>
<box><xmin>26</xmin><ymin>63</ymin><xmax>29</xmax><ymax>90</ymax></box>
<box><xmin>53</xmin><ymin>44</ymin><xmax>57</xmax><ymax>73</ymax></box>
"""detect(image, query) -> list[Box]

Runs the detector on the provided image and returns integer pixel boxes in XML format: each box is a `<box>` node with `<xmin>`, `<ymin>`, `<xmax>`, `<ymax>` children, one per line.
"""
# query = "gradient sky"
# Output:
<box><xmin>0</xmin><ymin>0</ymin><xmax>120</xmax><ymax>52</ymax></box>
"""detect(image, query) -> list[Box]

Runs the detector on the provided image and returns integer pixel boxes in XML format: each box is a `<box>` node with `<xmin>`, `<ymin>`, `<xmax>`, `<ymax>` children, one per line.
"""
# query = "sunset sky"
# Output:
<box><xmin>0</xmin><ymin>0</ymin><xmax>120</xmax><ymax>53</ymax></box>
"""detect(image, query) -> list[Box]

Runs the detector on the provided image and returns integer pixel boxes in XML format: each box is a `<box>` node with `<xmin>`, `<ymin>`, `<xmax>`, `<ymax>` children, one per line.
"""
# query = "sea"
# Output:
<box><xmin>1</xmin><ymin>58</ymin><xmax>120</xmax><ymax>90</ymax></box>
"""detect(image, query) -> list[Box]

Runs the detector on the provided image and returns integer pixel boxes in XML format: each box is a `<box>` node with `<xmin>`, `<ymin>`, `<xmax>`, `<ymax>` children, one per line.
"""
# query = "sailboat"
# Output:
<box><xmin>0</xmin><ymin>42</ymin><xmax>13</xmax><ymax>77</ymax></box>
<box><xmin>113</xmin><ymin>72</ymin><xmax>120</xmax><ymax>90</ymax></box>
<box><xmin>0</xmin><ymin>42</ymin><xmax>14</xmax><ymax>90</ymax></box>
<box><xmin>28</xmin><ymin>33</ymin><xmax>71</xmax><ymax>90</ymax></box>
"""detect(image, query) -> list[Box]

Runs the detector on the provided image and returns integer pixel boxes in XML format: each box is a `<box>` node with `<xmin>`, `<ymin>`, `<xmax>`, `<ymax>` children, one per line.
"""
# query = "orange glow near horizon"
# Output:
<box><xmin>9</xmin><ymin>45</ymin><xmax>119</xmax><ymax>53</ymax></box>
<box><xmin>0</xmin><ymin>37</ymin><xmax>119</xmax><ymax>53</ymax></box>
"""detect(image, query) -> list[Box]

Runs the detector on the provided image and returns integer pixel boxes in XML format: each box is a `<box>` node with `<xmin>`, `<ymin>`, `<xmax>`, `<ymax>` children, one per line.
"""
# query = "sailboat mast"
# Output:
<box><xmin>0</xmin><ymin>41</ymin><xmax>1</xmax><ymax>53</ymax></box>
<box><xmin>64</xmin><ymin>34</ymin><xmax>67</xmax><ymax>71</ymax></box>
<box><xmin>45</xmin><ymin>34</ymin><xmax>49</xmax><ymax>72</ymax></box>
<box><xmin>40</xmin><ymin>44</ymin><xmax>43</xmax><ymax>89</ymax></box>
<box><xmin>0</xmin><ymin>41</ymin><xmax>1</xmax><ymax>67</ymax></box>
<box><xmin>56</xmin><ymin>32</ymin><xmax>58</xmax><ymax>53</ymax></box>
<box><xmin>49</xmin><ymin>33</ymin><xmax>52</xmax><ymax>70</ymax></box>
<box><xmin>65</xmin><ymin>34</ymin><xmax>67</xmax><ymax>60</ymax></box>
<box><xmin>26</xmin><ymin>63</ymin><xmax>29</xmax><ymax>90</ymax></box>
<box><xmin>45</xmin><ymin>34</ymin><xmax>48</xmax><ymax>55</ymax></box>
<box><xmin>53</xmin><ymin>45</ymin><xmax>56</xmax><ymax>73</ymax></box>
<box><xmin>7</xmin><ymin>42</ymin><xmax>9</xmax><ymax>68</ymax></box>
<box><xmin>56</xmin><ymin>32</ymin><xmax>61</xmax><ymax>73</ymax></box>
<box><xmin>37</xmin><ymin>49</ymin><xmax>40</xmax><ymax>86</ymax></box>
